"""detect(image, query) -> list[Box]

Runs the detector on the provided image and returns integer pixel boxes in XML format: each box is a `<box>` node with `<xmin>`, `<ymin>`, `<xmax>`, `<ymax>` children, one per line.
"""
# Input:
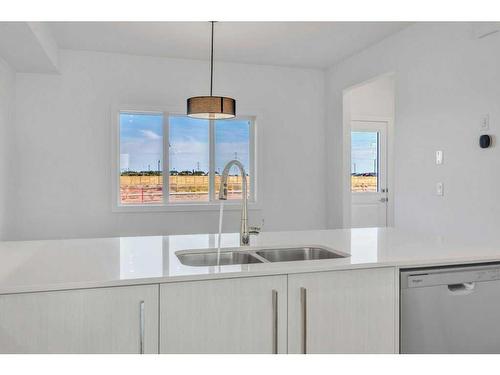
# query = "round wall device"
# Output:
<box><xmin>480</xmin><ymin>134</ymin><xmax>491</xmax><ymax>148</ymax></box>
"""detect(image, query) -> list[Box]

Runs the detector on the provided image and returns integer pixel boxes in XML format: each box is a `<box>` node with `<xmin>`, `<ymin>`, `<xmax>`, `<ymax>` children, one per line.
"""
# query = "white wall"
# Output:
<box><xmin>327</xmin><ymin>22</ymin><xmax>500</xmax><ymax>237</ymax></box>
<box><xmin>7</xmin><ymin>50</ymin><xmax>327</xmax><ymax>240</ymax></box>
<box><xmin>349</xmin><ymin>75</ymin><xmax>394</xmax><ymax>119</ymax></box>
<box><xmin>0</xmin><ymin>58</ymin><xmax>15</xmax><ymax>239</ymax></box>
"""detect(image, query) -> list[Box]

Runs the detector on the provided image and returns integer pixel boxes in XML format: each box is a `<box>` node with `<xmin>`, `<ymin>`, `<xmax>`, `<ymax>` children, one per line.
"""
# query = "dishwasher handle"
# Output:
<box><xmin>448</xmin><ymin>282</ymin><xmax>475</xmax><ymax>295</ymax></box>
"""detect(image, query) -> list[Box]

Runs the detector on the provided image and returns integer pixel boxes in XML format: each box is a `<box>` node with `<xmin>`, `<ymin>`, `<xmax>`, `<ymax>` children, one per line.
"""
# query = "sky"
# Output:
<box><xmin>119</xmin><ymin>113</ymin><xmax>250</xmax><ymax>174</ymax></box>
<box><xmin>120</xmin><ymin>113</ymin><xmax>373</xmax><ymax>176</ymax></box>
<box><xmin>351</xmin><ymin>131</ymin><xmax>378</xmax><ymax>174</ymax></box>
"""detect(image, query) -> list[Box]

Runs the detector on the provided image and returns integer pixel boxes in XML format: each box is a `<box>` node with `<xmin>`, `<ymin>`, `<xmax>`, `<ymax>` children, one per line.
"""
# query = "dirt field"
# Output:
<box><xmin>351</xmin><ymin>175</ymin><xmax>377</xmax><ymax>192</ymax></box>
<box><xmin>120</xmin><ymin>175</ymin><xmax>248</xmax><ymax>204</ymax></box>
<box><xmin>120</xmin><ymin>175</ymin><xmax>373</xmax><ymax>203</ymax></box>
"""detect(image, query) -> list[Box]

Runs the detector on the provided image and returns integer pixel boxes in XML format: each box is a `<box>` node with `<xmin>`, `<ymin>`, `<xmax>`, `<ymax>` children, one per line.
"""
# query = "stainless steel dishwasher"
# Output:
<box><xmin>401</xmin><ymin>263</ymin><xmax>500</xmax><ymax>353</ymax></box>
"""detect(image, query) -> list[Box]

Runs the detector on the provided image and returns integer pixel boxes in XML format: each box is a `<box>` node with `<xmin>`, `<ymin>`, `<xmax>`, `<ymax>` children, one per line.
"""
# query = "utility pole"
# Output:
<box><xmin>158</xmin><ymin>160</ymin><xmax>161</xmax><ymax>184</ymax></box>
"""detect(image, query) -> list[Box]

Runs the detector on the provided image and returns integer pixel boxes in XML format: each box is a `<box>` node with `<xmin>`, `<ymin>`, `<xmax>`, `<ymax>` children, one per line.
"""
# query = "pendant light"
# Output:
<box><xmin>187</xmin><ymin>21</ymin><xmax>236</xmax><ymax>120</ymax></box>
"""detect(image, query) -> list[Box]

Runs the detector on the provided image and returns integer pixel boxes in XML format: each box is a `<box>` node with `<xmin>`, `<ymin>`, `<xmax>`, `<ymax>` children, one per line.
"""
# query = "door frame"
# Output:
<box><xmin>342</xmin><ymin>112</ymin><xmax>394</xmax><ymax>228</ymax></box>
<box><xmin>350</xmin><ymin>120</ymin><xmax>388</xmax><ymax>227</ymax></box>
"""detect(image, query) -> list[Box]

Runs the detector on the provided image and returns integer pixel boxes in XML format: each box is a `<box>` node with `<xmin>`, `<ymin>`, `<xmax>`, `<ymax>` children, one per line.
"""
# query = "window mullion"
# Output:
<box><xmin>209</xmin><ymin>119</ymin><xmax>215</xmax><ymax>202</ymax></box>
<box><xmin>163</xmin><ymin>112</ymin><xmax>170</xmax><ymax>205</ymax></box>
<box><xmin>249</xmin><ymin>118</ymin><xmax>256</xmax><ymax>202</ymax></box>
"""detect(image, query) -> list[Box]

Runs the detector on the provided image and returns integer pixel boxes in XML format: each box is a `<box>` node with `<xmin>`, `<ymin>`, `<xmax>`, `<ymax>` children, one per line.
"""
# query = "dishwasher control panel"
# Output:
<box><xmin>402</xmin><ymin>263</ymin><xmax>500</xmax><ymax>289</ymax></box>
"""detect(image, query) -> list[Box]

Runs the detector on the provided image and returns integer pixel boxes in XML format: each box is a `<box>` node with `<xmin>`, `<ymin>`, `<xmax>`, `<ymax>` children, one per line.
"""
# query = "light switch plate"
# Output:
<box><xmin>436</xmin><ymin>150</ymin><xmax>443</xmax><ymax>165</ymax></box>
<box><xmin>436</xmin><ymin>182</ymin><xmax>444</xmax><ymax>196</ymax></box>
<box><xmin>481</xmin><ymin>114</ymin><xmax>490</xmax><ymax>131</ymax></box>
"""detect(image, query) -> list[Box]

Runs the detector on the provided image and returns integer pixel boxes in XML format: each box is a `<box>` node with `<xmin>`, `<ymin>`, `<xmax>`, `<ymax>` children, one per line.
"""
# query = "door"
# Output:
<box><xmin>0</xmin><ymin>285</ymin><xmax>159</xmax><ymax>353</ymax></box>
<box><xmin>350</xmin><ymin>121</ymin><xmax>388</xmax><ymax>227</ymax></box>
<box><xmin>288</xmin><ymin>268</ymin><xmax>396</xmax><ymax>353</ymax></box>
<box><xmin>160</xmin><ymin>275</ymin><xmax>287</xmax><ymax>353</ymax></box>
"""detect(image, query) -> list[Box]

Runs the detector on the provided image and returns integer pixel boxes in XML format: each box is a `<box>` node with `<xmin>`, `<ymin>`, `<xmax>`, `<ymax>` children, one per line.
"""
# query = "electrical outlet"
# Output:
<box><xmin>481</xmin><ymin>114</ymin><xmax>490</xmax><ymax>131</ymax></box>
<box><xmin>436</xmin><ymin>182</ymin><xmax>444</xmax><ymax>196</ymax></box>
<box><xmin>436</xmin><ymin>150</ymin><xmax>443</xmax><ymax>165</ymax></box>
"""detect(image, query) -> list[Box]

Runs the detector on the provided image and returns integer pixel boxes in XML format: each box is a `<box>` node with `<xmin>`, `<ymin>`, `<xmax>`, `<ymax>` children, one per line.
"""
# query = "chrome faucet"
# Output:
<box><xmin>218</xmin><ymin>159</ymin><xmax>250</xmax><ymax>246</ymax></box>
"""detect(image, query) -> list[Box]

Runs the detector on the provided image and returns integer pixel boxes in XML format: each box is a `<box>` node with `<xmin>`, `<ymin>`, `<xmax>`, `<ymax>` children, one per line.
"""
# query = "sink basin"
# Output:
<box><xmin>256</xmin><ymin>246</ymin><xmax>348</xmax><ymax>263</ymax></box>
<box><xmin>177</xmin><ymin>251</ymin><xmax>262</xmax><ymax>267</ymax></box>
<box><xmin>177</xmin><ymin>245</ymin><xmax>349</xmax><ymax>266</ymax></box>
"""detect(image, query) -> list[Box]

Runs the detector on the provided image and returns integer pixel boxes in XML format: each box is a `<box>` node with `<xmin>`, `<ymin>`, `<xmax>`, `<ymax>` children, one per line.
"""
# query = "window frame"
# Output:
<box><xmin>111</xmin><ymin>105</ymin><xmax>260</xmax><ymax>212</ymax></box>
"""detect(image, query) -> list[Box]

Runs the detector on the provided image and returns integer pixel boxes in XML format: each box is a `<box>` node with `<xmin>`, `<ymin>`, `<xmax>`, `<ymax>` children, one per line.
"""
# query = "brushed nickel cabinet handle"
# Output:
<box><xmin>272</xmin><ymin>289</ymin><xmax>278</xmax><ymax>354</ymax></box>
<box><xmin>139</xmin><ymin>300</ymin><xmax>145</xmax><ymax>354</ymax></box>
<box><xmin>300</xmin><ymin>287</ymin><xmax>307</xmax><ymax>354</ymax></box>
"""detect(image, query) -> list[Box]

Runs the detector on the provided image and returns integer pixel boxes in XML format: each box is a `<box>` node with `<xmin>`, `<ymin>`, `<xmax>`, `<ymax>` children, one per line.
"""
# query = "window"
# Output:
<box><xmin>169</xmin><ymin>115</ymin><xmax>210</xmax><ymax>202</ymax></box>
<box><xmin>351</xmin><ymin>131</ymin><xmax>379</xmax><ymax>192</ymax></box>
<box><xmin>214</xmin><ymin>119</ymin><xmax>251</xmax><ymax>200</ymax></box>
<box><xmin>116</xmin><ymin>110</ymin><xmax>256</xmax><ymax>208</ymax></box>
<box><xmin>119</xmin><ymin>112</ymin><xmax>164</xmax><ymax>204</ymax></box>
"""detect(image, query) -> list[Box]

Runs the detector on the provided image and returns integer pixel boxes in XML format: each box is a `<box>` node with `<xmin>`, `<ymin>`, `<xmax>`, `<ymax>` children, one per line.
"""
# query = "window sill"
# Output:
<box><xmin>112</xmin><ymin>201</ymin><xmax>262</xmax><ymax>213</ymax></box>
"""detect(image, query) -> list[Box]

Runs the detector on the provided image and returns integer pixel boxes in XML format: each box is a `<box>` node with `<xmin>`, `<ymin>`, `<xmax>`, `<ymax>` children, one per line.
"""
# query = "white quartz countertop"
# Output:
<box><xmin>2</xmin><ymin>227</ymin><xmax>500</xmax><ymax>294</ymax></box>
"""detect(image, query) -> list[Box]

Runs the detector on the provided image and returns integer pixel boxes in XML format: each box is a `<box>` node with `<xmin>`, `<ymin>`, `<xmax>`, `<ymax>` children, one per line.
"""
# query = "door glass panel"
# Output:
<box><xmin>351</xmin><ymin>131</ymin><xmax>379</xmax><ymax>192</ymax></box>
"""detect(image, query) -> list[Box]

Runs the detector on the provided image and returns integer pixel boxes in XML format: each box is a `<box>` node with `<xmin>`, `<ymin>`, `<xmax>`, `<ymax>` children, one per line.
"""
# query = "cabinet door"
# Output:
<box><xmin>160</xmin><ymin>275</ymin><xmax>287</xmax><ymax>353</ymax></box>
<box><xmin>0</xmin><ymin>284</ymin><xmax>159</xmax><ymax>353</ymax></box>
<box><xmin>288</xmin><ymin>268</ymin><xmax>396</xmax><ymax>353</ymax></box>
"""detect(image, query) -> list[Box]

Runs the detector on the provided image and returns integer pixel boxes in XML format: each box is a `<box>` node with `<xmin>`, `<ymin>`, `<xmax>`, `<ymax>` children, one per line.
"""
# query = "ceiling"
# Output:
<box><xmin>0</xmin><ymin>22</ymin><xmax>59</xmax><ymax>73</ymax></box>
<box><xmin>47</xmin><ymin>22</ymin><xmax>410</xmax><ymax>69</ymax></box>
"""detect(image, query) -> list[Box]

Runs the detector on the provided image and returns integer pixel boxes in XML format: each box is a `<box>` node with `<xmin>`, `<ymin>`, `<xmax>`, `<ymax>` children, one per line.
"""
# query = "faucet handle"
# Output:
<box><xmin>249</xmin><ymin>226</ymin><xmax>261</xmax><ymax>235</ymax></box>
<box><xmin>249</xmin><ymin>219</ymin><xmax>264</xmax><ymax>235</ymax></box>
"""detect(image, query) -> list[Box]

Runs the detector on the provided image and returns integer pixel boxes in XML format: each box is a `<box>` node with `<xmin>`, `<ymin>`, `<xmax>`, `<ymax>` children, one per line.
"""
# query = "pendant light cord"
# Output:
<box><xmin>210</xmin><ymin>21</ymin><xmax>214</xmax><ymax>97</ymax></box>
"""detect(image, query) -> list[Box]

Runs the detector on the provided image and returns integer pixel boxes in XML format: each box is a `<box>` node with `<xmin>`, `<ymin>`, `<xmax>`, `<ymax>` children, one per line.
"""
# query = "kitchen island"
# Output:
<box><xmin>1</xmin><ymin>228</ymin><xmax>499</xmax><ymax>353</ymax></box>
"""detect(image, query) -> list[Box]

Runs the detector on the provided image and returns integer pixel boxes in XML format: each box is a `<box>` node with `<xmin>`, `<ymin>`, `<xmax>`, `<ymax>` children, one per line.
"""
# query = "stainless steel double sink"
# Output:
<box><xmin>176</xmin><ymin>246</ymin><xmax>349</xmax><ymax>267</ymax></box>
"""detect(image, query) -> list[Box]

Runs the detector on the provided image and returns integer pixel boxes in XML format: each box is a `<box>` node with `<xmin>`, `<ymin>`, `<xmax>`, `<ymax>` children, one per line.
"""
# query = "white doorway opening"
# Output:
<box><xmin>342</xmin><ymin>74</ymin><xmax>395</xmax><ymax>228</ymax></box>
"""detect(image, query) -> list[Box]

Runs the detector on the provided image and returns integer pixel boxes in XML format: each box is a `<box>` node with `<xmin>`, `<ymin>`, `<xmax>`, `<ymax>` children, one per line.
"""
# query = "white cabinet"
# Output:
<box><xmin>288</xmin><ymin>268</ymin><xmax>396</xmax><ymax>353</ymax></box>
<box><xmin>160</xmin><ymin>275</ymin><xmax>287</xmax><ymax>353</ymax></box>
<box><xmin>0</xmin><ymin>285</ymin><xmax>159</xmax><ymax>353</ymax></box>
<box><xmin>0</xmin><ymin>268</ymin><xmax>397</xmax><ymax>354</ymax></box>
